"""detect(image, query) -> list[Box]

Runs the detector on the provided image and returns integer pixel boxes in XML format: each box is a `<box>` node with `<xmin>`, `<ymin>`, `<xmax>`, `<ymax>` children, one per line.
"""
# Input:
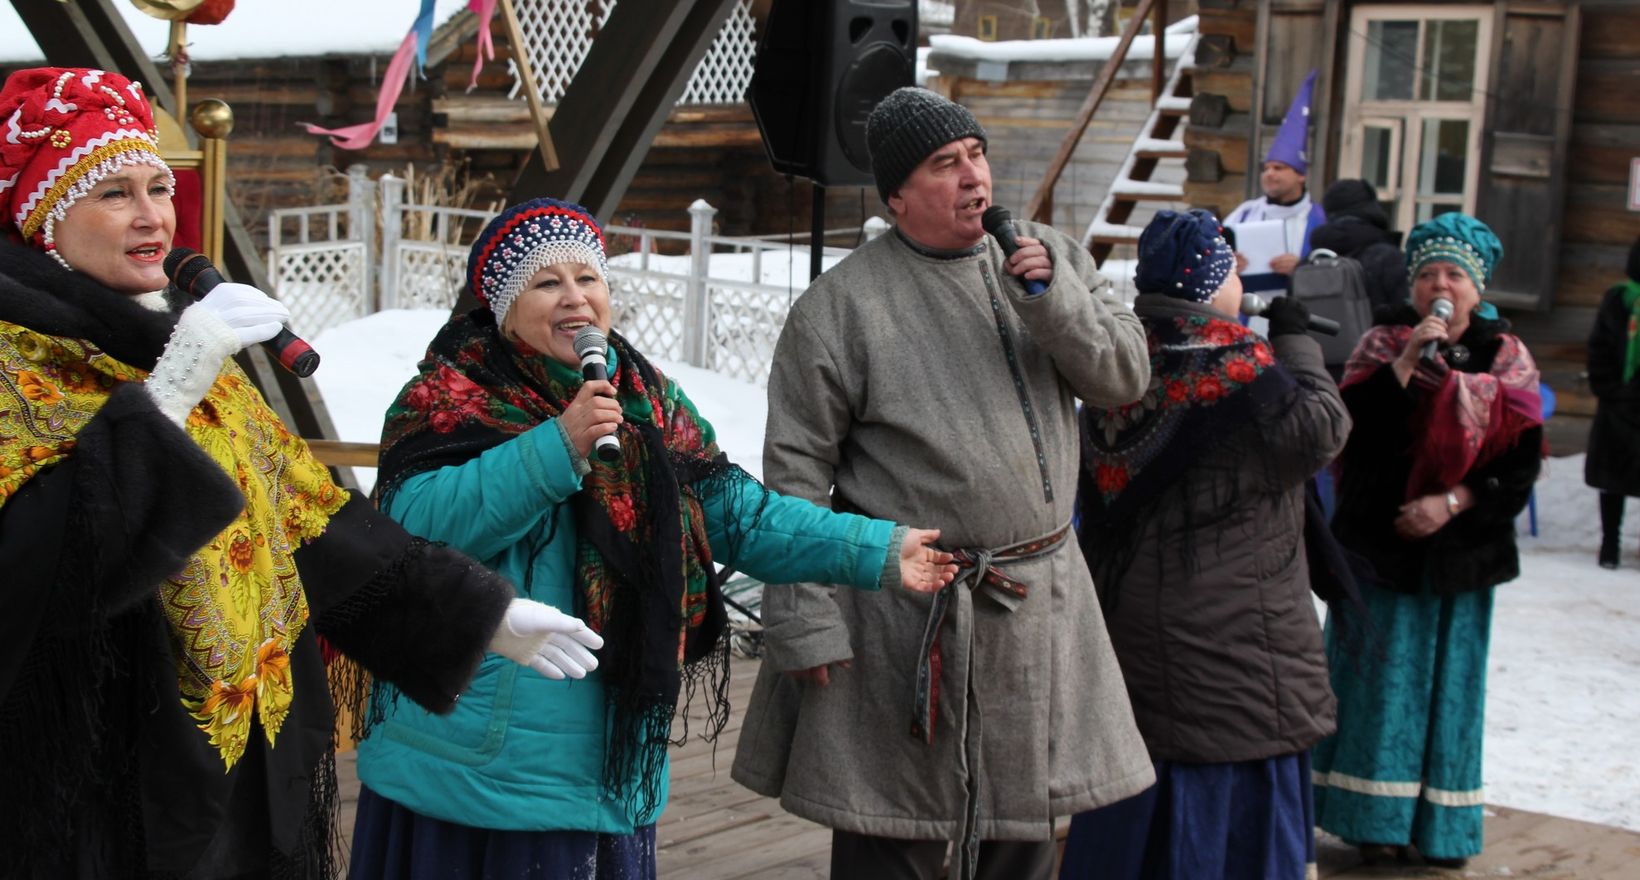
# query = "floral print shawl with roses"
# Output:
<box><xmin>1078</xmin><ymin>311</ymin><xmax>1294</xmax><ymax>602</ymax></box>
<box><xmin>377</xmin><ymin>309</ymin><xmax>750</xmax><ymax>819</ymax></box>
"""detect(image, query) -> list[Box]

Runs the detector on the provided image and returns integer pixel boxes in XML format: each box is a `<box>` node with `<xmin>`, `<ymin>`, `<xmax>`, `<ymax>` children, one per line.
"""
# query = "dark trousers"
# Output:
<box><xmin>1602</xmin><ymin>491</ymin><xmax>1625</xmax><ymax>540</ymax></box>
<box><xmin>830</xmin><ymin>829</ymin><xmax>1057</xmax><ymax>880</ymax></box>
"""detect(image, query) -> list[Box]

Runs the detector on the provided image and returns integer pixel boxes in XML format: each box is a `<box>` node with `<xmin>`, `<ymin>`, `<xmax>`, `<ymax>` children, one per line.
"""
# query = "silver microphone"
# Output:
<box><xmin>1422</xmin><ymin>297</ymin><xmax>1454</xmax><ymax>362</ymax></box>
<box><xmin>1239</xmin><ymin>293</ymin><xmax>1341</xmax><ymax>335</ymax></box>
<box><xmin>572</xmin><ymin>326</ymin><xmax>621</xmax><ymax>464</ymax></box>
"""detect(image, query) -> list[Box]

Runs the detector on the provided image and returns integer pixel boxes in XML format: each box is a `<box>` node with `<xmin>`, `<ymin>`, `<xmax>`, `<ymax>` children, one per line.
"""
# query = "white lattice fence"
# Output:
<box><xmin>271</xmin><ymin>243</ymin><xmax>369</xmax><ymax>336</ymax></box>
<box><xmin>703</xmin><ymin>281</ymin><xmax>789</xmax><ymax>384</ymax></box>
<box><xmin>509</xmin><ymin>0</ymin><xmax>755</xmax><ymax>106</ymax></box>
<box><xmin>392</xmin><ymin>243</ymin><xmax>468</xmax><ymax>311</ymax></box>
<box><xmin>678</xmin><ymin>0</ymin><xmax>757</xmax><ymax>105</ymax></box>
<box><xmin>267</xmin><ymin>201</ymin><xmax>372</xmax><ymax>337</ymax></box>
<box><xmin>609</xmin><ymin>270</ymin><xmax>687</xmax><ymax>363</ymax></box>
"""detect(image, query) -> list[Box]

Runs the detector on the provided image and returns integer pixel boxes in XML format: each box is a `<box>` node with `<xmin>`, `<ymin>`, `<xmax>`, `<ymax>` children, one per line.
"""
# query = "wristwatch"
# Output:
<box><xmin>1445</xmin><ymin>490</ymin><xmax>1462</xmax><ymax>516</ymax></box>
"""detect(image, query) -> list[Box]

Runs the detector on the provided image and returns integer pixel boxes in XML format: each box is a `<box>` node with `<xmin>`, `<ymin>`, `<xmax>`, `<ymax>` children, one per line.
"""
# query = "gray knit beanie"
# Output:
<box><xmin>865</xmin><ymin>87</ymin><xmax>987</xmax><ymax>203</ymax></box>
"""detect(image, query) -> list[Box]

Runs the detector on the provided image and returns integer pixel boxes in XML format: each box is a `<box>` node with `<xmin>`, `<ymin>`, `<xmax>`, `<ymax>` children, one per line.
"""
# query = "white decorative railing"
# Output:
<box><xmin>268</xmin><ymin>172</ymin><xmax>880</xmax><ymax>386</ymax></box>
<box><xmin>265</xmin><ymin>185</ymin><xmax>371</xmax><ymax>336</ymax></box>
<box><xmin>507</xmin><ymin>0</ymin><xmax>756</xmax><ymax>106</ymax></box>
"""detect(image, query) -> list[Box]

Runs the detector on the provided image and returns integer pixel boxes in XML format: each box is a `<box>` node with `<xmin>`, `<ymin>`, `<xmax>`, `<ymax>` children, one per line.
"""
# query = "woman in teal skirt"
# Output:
<box><xmin>1315</xmin><ymin>213</ymin><xmax>1543</xmax><ymax>869</ymax></box>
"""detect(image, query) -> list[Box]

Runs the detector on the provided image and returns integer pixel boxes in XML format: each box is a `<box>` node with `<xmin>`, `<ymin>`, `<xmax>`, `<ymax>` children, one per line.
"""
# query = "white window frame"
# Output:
<box><xmin>1339</xmin><ymin>5</ymin><xmax>1493</xmax><ymax>233</ymax></box>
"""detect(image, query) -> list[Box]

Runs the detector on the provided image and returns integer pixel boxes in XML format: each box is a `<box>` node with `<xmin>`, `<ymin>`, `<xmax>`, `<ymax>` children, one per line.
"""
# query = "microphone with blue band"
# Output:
<box><xmin>981</xmin><ymin>205</ymin><xmax>1048</xmax><ymax>296</ymax></box>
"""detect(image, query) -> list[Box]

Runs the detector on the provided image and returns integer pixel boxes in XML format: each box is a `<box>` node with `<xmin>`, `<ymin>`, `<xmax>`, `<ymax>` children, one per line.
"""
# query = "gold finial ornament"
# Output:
<box><xmin>129</xmin><ymin>0</ymin><xmax>206</xmax><ymax>21</ymax></box>
<box><xmin>189</xmin><ymin>99</ymin><xmax>234</xmax><ymax>139</ymax></box>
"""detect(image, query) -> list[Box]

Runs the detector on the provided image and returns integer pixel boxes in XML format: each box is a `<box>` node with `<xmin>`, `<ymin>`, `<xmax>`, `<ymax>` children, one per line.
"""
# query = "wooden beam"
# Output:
<box><xmin>508</xmin><ymin>0</ymin><xmax>740</xmax><ymax>219</ymax></box>
<box><xmin>1024</xmin><ymin>0</ymin><xmax>1158</xmax><ymax>224</ymax></box>
<box><xmin>496</xmin><ymin>0</ymin><xmax>560</xmax><ymax>172</ymax></box>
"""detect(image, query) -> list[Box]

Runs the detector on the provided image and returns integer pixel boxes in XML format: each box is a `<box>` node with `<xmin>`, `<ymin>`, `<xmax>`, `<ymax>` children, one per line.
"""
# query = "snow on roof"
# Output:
<box><xmin>0</xmin><ymin>0</ymin><xmax>469</xmax><ymax>64</ymax></box>
<box><xmin>920</xmin><ymin>1</ymin><xmax>956</xmax><ymax>29</ymax></box>
<box><xmin>927</xmin><ymin>15</ymin><xmax>1197</xmax><ymax>65</ymax></box>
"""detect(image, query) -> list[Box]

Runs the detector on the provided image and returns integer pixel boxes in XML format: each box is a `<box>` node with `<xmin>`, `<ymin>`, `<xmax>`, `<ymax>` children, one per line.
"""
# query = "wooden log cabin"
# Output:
<box><xmin>1182</xmin><ymin>0</ymin><xmax>1636</xmax><ymax>451</ymax></box>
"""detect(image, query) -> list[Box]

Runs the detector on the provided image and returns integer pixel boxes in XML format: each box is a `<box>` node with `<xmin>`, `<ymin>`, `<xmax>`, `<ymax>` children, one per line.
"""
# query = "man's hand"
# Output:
<box><xmin>787</xmin><ymin>660</ymin><xmax>850</xmax><ymax>687</ymax></box>
<box><xmin>1270</xmin><ymin>253</ymin><xmax>1301</xmax><ymax>275</ymax></box>
<box><xmin>1005</xmin><ymin>235</ymin><xmax>1053</xmax><ymax>288</ymax></box>
<box><xmin>1235</xmin><ymin>252</ymin><xmax>1249</xmax><ymax>273</ymax></box>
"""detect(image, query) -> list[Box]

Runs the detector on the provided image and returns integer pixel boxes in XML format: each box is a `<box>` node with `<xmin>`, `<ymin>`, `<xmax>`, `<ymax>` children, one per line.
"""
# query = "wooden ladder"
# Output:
<box><xmin>1081</xmin><ymin>31</ymin><xmax>1200</xmax><ymax>268</ymax></box>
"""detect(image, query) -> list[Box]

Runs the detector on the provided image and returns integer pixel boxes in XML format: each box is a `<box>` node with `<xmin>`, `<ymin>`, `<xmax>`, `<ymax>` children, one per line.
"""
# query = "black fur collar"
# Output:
<box><xmin>0</xmin><ymin>240</ymin><xmax>180</xmax><ymax>371</ymax></box>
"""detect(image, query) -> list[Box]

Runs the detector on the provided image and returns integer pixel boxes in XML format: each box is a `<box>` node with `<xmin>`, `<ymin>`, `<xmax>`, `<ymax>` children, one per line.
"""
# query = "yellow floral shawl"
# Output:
<box><xmin>0</xmin><ymin>321</ymin><xmax>347</xmax><ymax>769</ymax></box>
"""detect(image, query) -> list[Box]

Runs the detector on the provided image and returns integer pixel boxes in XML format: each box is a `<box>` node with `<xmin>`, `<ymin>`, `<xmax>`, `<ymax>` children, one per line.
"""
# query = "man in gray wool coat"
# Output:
<box><xmin>731</xmin><ymin>86</ymin><xmax>1157</xmax><ymax>879</ymax></box>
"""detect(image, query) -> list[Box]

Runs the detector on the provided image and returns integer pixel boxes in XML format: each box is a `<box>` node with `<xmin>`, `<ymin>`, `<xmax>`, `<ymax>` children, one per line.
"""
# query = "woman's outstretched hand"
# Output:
<box><xmin>900</xmin><ymin>528</ymin><xmax>957</xmax><ymax>593</ymax></box>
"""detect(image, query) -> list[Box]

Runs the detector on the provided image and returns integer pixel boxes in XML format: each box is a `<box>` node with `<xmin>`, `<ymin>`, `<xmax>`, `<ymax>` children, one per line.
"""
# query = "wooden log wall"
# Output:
<box><xmin>1180</xmin><ymin>0</ymin><xmax>1255</xmax><ymax>217</ymax></box>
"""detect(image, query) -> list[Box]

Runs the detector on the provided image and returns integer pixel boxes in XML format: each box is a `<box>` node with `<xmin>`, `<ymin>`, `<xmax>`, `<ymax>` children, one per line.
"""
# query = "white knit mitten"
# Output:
<box><xmin>144</xmin><ymin>304</ymin><xmax>243</xmax><ymax>425</ymax></box>
<box><xmin>488</xmin><ymin>598</ymin><xmax>604</xmax><ymax>680</ymax></box>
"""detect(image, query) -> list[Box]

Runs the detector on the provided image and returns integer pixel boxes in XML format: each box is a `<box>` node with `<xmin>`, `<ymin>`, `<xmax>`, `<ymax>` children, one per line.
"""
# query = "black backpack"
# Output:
<box><xmin>1290</xmin><ymin>248</ymin><xmax>1373</xmax><ymax>367</ymax></box>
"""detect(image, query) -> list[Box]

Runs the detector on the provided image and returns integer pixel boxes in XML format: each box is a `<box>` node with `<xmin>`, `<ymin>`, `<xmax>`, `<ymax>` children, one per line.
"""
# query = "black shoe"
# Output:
<box><xmin>1358</xmin><ymin>844</ymin><xmax>1406</xmax><ymax>865</ymax></box>
<box><xmin>1424</xmin><ymin>855</ymin><xmax>1469</xmax><ymax>869</ymax></box>
<box><xmin>1600</xmin><ymin>538</ymin><xmax>1620</xmax><ymax>569</ymax></box>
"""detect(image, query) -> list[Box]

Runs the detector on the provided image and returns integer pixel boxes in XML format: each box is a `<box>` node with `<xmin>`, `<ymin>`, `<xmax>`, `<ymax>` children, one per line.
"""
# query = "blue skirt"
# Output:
<box><xmin>347</xmin><ymin>785</ymin><xmax>657</xmax><ymax>880</ymax></box>
<box><xmin>1059</xmin><ymin>753</ymin><xmax>1315</xmax><ymax>880</ymax></box>
<box><xmin>1312</xmin><ymin>580</ymin><xmax>1492</xmax><ymax>860</ymax></box>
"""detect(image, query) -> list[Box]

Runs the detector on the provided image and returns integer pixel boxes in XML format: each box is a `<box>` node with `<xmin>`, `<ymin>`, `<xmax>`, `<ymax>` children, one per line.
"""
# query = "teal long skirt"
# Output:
<box><xmin>1311</xmin><ymin>579</ymin><xmax>1494</xmax><ymax>861</ymax></box>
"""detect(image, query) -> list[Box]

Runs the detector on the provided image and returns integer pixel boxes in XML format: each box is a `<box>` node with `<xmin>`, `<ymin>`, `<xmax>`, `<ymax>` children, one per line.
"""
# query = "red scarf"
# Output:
<box><xmin>1343</xmin><ymin>324</ymin><xmax>1542</xmax><ymax>500</ymax></box>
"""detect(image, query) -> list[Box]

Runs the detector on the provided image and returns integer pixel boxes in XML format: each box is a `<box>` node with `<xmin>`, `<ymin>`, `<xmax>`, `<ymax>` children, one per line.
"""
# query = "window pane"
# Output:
<box><xmin>1363</xmin><ymin>21</ymin><xmax>1418</xmax><ymax>101</ymax></box>
<box><xmin>1361</xmin><ymin>125</ymin><xmax>1395</xmax><ymax>190</ymax></box>
<box><xmin>1418</xmin><ymin>118</ymin><xmax>1469</xmax><ymax>196</ymax></box>
<box><xmin>1419</xmin><ymin>19</ymin><xmax>1479</xmax><ymax>101</ymax></box>
<box><xmin>1417</xmin><ymin>202</ymin><xmax>1464</xmax><ymax>223</ymax></box>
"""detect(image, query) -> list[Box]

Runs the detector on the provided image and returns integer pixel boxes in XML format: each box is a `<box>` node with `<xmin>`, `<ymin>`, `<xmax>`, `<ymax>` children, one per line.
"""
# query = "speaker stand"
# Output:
<box><xmin>810</xmin><ymin>183</ymin><xmax>826</xmax><ymax>282</ymax></box>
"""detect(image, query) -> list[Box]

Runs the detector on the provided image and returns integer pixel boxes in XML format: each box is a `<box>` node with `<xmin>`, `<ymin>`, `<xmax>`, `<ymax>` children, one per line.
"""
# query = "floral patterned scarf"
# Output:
<box><xmin>1342</xmin><ymin>320</ymin><xmax>1541</xmax><ymax>500</ymax></box>
<box><xmin>1079</xmin><ymin>311</ymin><xmax>1294</xmax><ymax>599</ymax></box>
<box><xmin>377</xmin><ymin>310</ymin><xmax>746</xmax><ymax>818</ymax></box>
<box><xmin>0</xmin><ymin>322</ymin><xmax>347</xmax><ymax>769</ymax></box>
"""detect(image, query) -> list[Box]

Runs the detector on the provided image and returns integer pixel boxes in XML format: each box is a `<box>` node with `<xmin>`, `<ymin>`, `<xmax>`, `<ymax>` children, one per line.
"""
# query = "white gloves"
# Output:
<box><xmin>145</xmin><ymin>284</ymin><xmax>291</xmax><ymax>426</ymax></box>
<box><xmin>194</xmin><ymin>281</ymin><xmax>291</xmax><ymax>348</ymax></box>
<box><xmin>488</xmin><ymin>598</ymin><xmax>605</xmax><ymax>680</ymax></box>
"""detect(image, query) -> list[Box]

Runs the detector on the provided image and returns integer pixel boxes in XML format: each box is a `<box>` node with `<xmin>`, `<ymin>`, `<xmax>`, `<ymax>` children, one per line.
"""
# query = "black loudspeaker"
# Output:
<box><xmin>747</xmin><ymin>0</ymin><xmax>917</xmax><ymax>188</ymax></box>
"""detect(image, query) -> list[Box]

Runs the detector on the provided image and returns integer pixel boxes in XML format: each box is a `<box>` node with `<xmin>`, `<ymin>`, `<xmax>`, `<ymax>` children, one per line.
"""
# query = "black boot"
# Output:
<box><xmin>1600</xmin><ymin>493</ymin><xmax>1624</xmax><ymax>570</ymax></box>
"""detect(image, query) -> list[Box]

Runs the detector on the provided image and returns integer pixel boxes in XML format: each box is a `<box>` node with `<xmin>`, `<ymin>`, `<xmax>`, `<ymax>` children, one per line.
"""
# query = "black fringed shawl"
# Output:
<box><xmin>378</xmin><ymin>309</ymin><xmax>758</xmax><ymax>818</ymax></box>
<box><xmin>1078</xmin><ymin>309</ymin><xmax>1295</xmax><ymax>604</ymax></box>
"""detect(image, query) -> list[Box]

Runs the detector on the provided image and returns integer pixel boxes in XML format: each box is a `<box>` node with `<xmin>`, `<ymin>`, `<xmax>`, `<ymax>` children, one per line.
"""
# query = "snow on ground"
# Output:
<box><xmin>314</xmin><ymin>308</ymin><xmax>1640</xmax><ymax>831</ymax></box>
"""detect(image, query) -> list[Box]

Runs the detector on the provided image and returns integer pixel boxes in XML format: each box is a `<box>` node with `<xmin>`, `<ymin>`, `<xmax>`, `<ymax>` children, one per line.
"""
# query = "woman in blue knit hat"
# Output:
<box><xmin>346</xmin><ymin>198</ymin><xmax>958</xmax><ymax>879</ymax></box>
<box><xmin>1313</xmin><ymin>212</ymin><xmax>1543</xmax><ymax>869</ymax></box>
<box><xmin>1061</xmin><ymin>209</ymin><xmax>1350</xmax><ymax>880</ymax></box>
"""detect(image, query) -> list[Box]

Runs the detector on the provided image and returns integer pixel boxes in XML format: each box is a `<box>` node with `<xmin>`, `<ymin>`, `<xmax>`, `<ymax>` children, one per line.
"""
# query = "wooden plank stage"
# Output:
<box><xmin>335</xmin><ymin>656</ymin><xmax>1640</xmax><ymax>878</ymax></box>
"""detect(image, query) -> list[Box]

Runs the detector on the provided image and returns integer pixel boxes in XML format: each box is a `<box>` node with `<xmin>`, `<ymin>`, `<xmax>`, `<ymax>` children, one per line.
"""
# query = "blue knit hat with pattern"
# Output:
<box><xmin>1135</xmin><ymin>209</ymin><xmax>1236</xmax><ymax>302</ymax></box>
<box><xmin>1405</xmin><ymin>212</ymin><xmax>1502</xmax><ymax>292</ymax></box>
<box><xmin>468</xmin><ymin>197</ymin><xmax>609</xmax><ymax>327</ymax></box>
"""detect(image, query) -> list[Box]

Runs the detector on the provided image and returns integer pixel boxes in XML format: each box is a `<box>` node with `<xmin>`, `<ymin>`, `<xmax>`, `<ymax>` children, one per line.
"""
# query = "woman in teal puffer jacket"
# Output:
<box><xmin>347</xmin><ymin>198</ymin><xmax>956</xmax><ymax>880</ymax></box>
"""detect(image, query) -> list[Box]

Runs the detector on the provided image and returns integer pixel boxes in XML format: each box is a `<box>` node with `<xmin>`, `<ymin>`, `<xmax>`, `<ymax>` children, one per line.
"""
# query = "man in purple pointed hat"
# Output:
<box><xmin>1229</xmin><ymin>70</ymin><xmax>1326</xmax><ymax>291</ymax></box>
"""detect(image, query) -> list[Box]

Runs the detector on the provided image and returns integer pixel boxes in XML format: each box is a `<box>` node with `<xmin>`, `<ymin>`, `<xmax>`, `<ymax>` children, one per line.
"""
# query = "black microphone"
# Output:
<box><xmin>1422</xmin><ymin>297</ymin><xmax>1454</xmax><ymax>362</ymax></box>
<box><xmin>1240</xmin><ymin>293</ymin><xmax>1341</xmax><ymax>336</ymax></box>
<box><xmin>572</xmin><ymin>326</ymin><xmax>621</xmax><ymax>464</ymax></box>
<box><xmin>980</xmin><ymin>205</ymin><xmax>1048</xmax><ymax>296</ymax></box>
<box><xmin>163</xmin><ymin>248</ymin><xmax>319</xmax><ymax>378</ymax></box>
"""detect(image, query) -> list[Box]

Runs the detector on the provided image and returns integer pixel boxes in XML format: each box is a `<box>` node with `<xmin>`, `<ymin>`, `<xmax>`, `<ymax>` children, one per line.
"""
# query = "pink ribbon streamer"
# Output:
<box><xmin>301</xmin><ymin>30</ymin><xmax>418</xmax><ymax>151</ymax></box>
<box><xmin>467</xmin><ymin>0</ymin><xmax>498</xmax><ymax>93</ymax></box>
